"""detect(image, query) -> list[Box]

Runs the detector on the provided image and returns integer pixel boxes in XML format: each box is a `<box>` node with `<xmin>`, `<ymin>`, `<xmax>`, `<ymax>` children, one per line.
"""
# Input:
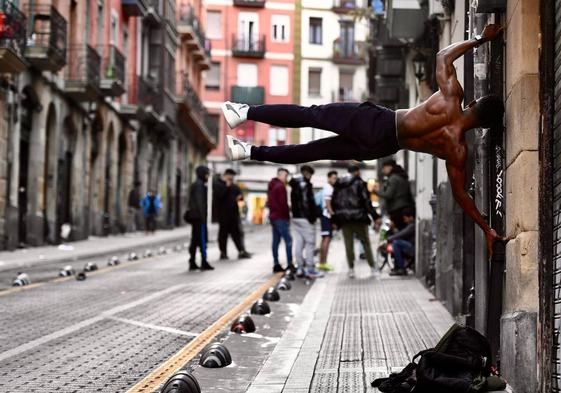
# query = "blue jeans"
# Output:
<box><xmin>392</xmin><ymin>239</ymin><xmax>413</xmax><ymax>268</ymax></box>
<box><xmin>271</xmin><ymin>219</ymin><xmax>293</xmax><ymax>266</ymax></box>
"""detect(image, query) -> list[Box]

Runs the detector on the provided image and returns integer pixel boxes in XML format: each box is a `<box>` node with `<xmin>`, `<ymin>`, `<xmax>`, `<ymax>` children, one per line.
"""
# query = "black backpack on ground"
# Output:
<box><xmin>371</xmin><ymin>324</ymin><xmax>507</xmax><ymax>393</ymax></box>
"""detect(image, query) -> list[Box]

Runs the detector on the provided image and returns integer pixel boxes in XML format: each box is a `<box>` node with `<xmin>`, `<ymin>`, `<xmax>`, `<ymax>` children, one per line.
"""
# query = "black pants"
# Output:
<box><xmin>189</xmin><ymin>222</ymin><xmax>207</xmax><ymax>263</ymax></box>
<box><xmin>249</xmin><ymin>102</ymin><xmax>400</xmax><ymax>164</ymax></box>
<box><xmin>145</xmin><ymin>214</ymin><xmax>157</xmax><ymax>232</ymax></box>
<box><xmin>218</xmin><ymin>219</ymin><xmax>245</xmax><ymax>255</ymax></box>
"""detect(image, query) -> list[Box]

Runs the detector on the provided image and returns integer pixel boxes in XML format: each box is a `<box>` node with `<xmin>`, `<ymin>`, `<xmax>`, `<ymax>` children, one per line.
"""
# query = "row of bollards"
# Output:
<box><xmin>162</xmin><ymin>271</ymin><xmax>295</xmax><ymax>393</ymax></box>
<box><xmin>11</xmin><ymin>242</ymin><xmax>191</xmax><ymax>287</ymax></box>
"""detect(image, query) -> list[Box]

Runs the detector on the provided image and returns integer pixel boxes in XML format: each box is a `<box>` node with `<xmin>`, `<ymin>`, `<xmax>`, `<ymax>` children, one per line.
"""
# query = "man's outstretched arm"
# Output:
<box><xmin>446</xmin><ymin>162</ymin><xmax>501</xmax><ymax>257</ymax></box>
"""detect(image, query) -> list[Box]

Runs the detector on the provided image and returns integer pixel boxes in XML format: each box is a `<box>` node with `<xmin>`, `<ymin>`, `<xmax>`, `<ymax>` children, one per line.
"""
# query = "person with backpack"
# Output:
<box><xmin>289</xmin><ymin>165</ymin><xmax>323</xmax><ymax>279</ymax></box>
<box><xmin>332</xmin><ymin>164</ymin><xmax>379</xmax><ymax>278</ymax></box>
<box><xmin>374</xmin><ymin>159</ymin><xmax>415</xmax><ymax>230</ymax></box>
<box><xmin>186</xmin><ymin>165</ymin><xmax>214</xmax><ymax>271</ymax></box>
<box><xmin>141</xmin><ymin>189</ymin><xmax>162</xmax><ymax>234</ymax></box>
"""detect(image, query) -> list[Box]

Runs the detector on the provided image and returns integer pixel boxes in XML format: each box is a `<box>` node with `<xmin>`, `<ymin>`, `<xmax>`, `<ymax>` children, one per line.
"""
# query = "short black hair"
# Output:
<box><xmin>402</xmin><ymin>207</ymin><xmax>415</xmax><ymax>218</ymax></box>
<box><xmin>327</xmin><ymin>170</ymin><xmax>338</xmax><ymax>178</ymax></box>
<box><xmin>382</xmin><ymin>159</ymin><xmax>396</xmax><ymax>168</ymax></box>
<box><xmin>301</xmin><ymin>165</ymin><xmax>314</xmax><ymax>175</ymax></box>
<box><xmin>475</xmin><ymin>95</ymin><xmax>504</xmax><ymax>128</ymax></box>
<box><xmin>348</xmin><ymin>164</ymin><xmax>360</xmax><ymax>174</ymax></box>
<box><xmin>224</xmin><ymin>168</ymin><xmax>237</xmax><ymax>176</ymax></box>
<box><xmin>278</xmin><ymin>167</ymin><xmax>289</xmax><ymax>175</ymax></box>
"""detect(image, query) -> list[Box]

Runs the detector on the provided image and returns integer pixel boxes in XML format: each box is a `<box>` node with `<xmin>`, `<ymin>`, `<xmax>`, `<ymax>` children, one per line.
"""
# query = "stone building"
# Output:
<box><xmin>0</xmin><ymin>0</ymin><xmax>215</xmax><ymax>249</ymax></box>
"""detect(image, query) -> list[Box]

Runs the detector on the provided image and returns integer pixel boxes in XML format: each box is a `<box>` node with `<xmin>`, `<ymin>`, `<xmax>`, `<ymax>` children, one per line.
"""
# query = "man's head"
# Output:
<box><xmin>468</xmin><ymin>94</ymin><xmax>504</xmax><ymax>128</ymax></box>
<box><xmin>327</xmin><ymin>170</ymin><xmax>338</xmax><ymax>185</ymax></box>
<box><xmin>148</xmin><ymin>189</ymin><xmax>155</xmax><ymax>197</ymax></box>
<box><xmin>277</xmin><ymin>168</ymin><xmax>289</xmax><ymax>183</ymax></box>
<box><xmin>381</xmin><ymin>159</ymin><xmax>396</xmax><ymax>176</ymax></box>
<box><xmin>196</xmin><ymin>165</ymin><xmax>210</xmax><ymax>182</ymax></box>
<box><xmin>223</xmin><ymin>168</ymin><xmax>237</xmax><ymax>184</ymax></box>
<box><xmin>348</xmin><ymin>164</ymin><xmax>361</xmax><ymax>177</ymax></box>
<box><xmin>300</xmin><ymin>165</ymin><xmax>314</xmax><ymax>180</ymax></box>
<box><xmin>402</xmin><ymin>207</ymin><xmax>415</xmax><ymax>224</ymax></box>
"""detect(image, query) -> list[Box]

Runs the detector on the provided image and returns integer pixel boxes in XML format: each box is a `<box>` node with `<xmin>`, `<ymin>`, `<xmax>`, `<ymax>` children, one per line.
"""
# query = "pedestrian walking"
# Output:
<box><xmin>187</xmin><ymin>165</ymin><xmax>214</xmax><ymax>271</ymax></box>
<box><xmin>387</xmin><ymin>207</ymin><xmax>416</xmax><ymax>276</ymax></box>
<box><xmin>332</xmin><ymin>165</ymin><xmax>379</xmax><ymax>279</ymax></box>
<box><xmin>267</xmin><ymin>168</ymin><xmax>295</xmax><ymax>273</ymax></box>
<box><xmin>318</xmin><ymin>170</ymin><xmax>338</xmax><ymax>272</ymax></box>
<box><xmin>221</xmin><ymin>24</ymin><xmax>506</xmax><ymax>256</ymax></box>
<box><xmin>141</xmin><ymin>189</ymin><xmax>162</xmax><ymax>234</ymax></box>
<box><xmin>213</xmin><ymin>169</ymin><xmax>252</xmax><ymax>260</ymax></box>
<box><xmin>374</xmin><ymin>159</ymin><xmax>415</xmax><ymax>230</ymax></box>
<box><xmin>289</xmin><ymin>165</ymin><xmax>322</xmax><ymax>278</ymax></box>
<box><xmin>127</xmin><ymin>181</ymin><xmax>142</xmax><ymax>232</ymax></box>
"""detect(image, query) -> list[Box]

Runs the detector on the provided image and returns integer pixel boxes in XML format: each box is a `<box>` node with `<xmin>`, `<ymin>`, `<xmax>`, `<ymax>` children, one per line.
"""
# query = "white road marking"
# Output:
<box><xmin>108</xmin><ymin>316</ymin><xmax>199</xmax><ymax>337</ymax></box>
<box><xmin>0</xmin><ymin>284</ymin><xmax>187</xmax><ymax>362</ymax></box>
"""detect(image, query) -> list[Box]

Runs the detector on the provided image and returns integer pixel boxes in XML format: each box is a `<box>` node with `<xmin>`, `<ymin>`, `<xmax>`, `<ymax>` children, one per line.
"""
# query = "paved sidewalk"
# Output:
<box><xmin>0</xmin><ymin>227</ymin><xmax>192</xmax><ymax>272</ymax></box>
<box><xmin>245</xmin><ymin>244</ymin><xmax>457</xmax><ymax>392</ymax></box>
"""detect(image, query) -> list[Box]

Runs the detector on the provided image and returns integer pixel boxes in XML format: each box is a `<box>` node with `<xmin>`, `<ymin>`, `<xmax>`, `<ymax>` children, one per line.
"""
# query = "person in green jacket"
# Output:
<box><xmin>374</xmin><ymin>159</ymin><xmax>415</xmax><ymax>230</ymax></box>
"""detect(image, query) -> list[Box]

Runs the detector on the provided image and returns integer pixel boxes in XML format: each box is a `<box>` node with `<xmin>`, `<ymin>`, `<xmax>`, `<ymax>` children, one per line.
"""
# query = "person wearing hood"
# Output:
<box><xmin>188</xmin><ymin>165</ymin><xmax>214</xmax><ymax>271</ymax></box>
<box><xmin>373</xmin><ymin>159</ymin><xmax>415</xmax><ymax>230</ymax></box>
<box><xmin>289</xmin><ymin>165</ymin><xmax>323</xmax><ymax>279</ymax></box>
<box><xmin>267</xmin><ymin>167</ymin><xmax>295</xmax><ymax>273</ymax></box>
<box><xmin>331</xmin><ymin>164</ymin><xmax>379</xmax><ymax>278</ymax></box>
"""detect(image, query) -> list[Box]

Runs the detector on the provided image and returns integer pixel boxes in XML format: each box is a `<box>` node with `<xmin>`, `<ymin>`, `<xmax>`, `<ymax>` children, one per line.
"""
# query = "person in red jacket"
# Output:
<box><xmin>267</xmin><ymin>168</ymin><xmax>295</xmax><ymax>273</ymax></box>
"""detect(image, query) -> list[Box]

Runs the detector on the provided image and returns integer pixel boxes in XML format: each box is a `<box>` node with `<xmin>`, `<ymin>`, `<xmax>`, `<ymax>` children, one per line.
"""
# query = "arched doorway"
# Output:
<box><xmin>88</xmin><ymin>112</ymin><xmax>103</xmax><ymax>235</ymax></box>
<box><xmin>116</xmin><ymin>131</ymin><xmax>127</xmax><ymax>231</ymax></box>
<box><xmin>103</xmin><ymin>123</ymin><xmax>115</xmax><ymax>235</ymax></box>
<box><xmin>43</xmin><ymin>104</ymin><xmax>58</xmax><ymax>244</ymax></box>
<box><xmin>55</xmin><ymin>116</ymin><xmax>77</xmax><ymax>242</ymax></box>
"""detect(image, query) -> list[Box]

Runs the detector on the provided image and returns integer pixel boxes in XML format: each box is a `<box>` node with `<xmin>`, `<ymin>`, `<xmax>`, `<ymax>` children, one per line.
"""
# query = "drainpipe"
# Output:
<box><xmin>471</xmin><ymin>7</ymin><xmax>491</xmax><ymax>335</ymax></box>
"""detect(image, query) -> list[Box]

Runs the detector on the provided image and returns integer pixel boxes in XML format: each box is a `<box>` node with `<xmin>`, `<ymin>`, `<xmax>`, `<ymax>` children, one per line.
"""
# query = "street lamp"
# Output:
<box><xmin>413</xmin><ymin>52</ymin><xmax>427</xmax><ymax>82</ymax></box>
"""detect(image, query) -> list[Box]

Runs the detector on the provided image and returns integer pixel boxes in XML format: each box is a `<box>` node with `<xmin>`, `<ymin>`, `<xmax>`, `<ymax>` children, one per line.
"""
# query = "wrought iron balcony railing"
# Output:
<box><xmin>177</xmin><ymin>72</ymin><xmax>216</xmax><ymax>144</ymax></box>
<box><xmin>332</xmin><ymin>0</ymin><xmax>357</xmax><ymax>12</ymax></box>
<box><xmin>122</xmin><ymin>0</ymin><xmax>149</xmax><ymax>17</ymax></box>
<box><xmin>24</xmin><ymin>3</ymin><xmax>67</xmax><ymax>72</ymax></box>
<box><xmin>178</xmin><ymin>5</ymin><xmax>210</xmax><ymax>63</ymax></box>
<box><xmin>231</xmin><ymin>85</ymin><xmax>265</xmax><ymax>105</ymax></box>
<box><xmin>332</xmin><ymin>39</ymin><xmax>366</xmax><ymax>64</ymax></box>
<box><xmin>99</xmin><ymin>44</ymin><xmax>126</xmax><ymax>96</ymax></box>
<box><xmin>232</xmin><ymin>35</ymin><xmax>266</xmax><ymax>58</ymax></box>
<box><xmin>204</xmin><ymin>113</ymin><xmax>219</xmax><ymax>143</ymax></box>
<box><xmin>0</xmin><ymin>0</ymin><xmax>27</xmax><ymax>73</ymax></box>
<box><xmin>233</xmin><ymin>0</ymin><xmax>266</xmax><ymax>7</ymax></box>
<box><xmin>138</xmin><ymin>76</ymin><xmax>163</xmax><ymax>117</ymax></box>
<box><xmin>64</xmin><ymin>44</ymin><xmax>101</xmax><ymax>101</ymax></box>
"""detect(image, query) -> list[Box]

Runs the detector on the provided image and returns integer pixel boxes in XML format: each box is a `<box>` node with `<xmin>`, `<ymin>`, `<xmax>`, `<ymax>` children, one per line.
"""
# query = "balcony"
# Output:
<box><xmin>0</xmin><ymin>0</ymin><xmax>27</xmax><ymax>73</ymax></box>
<box><xmin>122</xmin><ymin>0</ymin><xmax>149</xmax><ymax>17</ymax></box>
<box><xmin>177</xmin><ymin>6</ymin><xmax>210</xmax><ymax>68</ymax></box>
<box><xmin>233</xmin><ymin>0</ymin><xmax>266</xmax><ymax>7</ymax></box>
<box><xmin>332</xmin><ymin>39</ymin><xmax>366</xmax><ymax>65</ymax></box>
<box><xmin>332</xmin><ymin>0</ymin><xmax>357</xmax><ymax>13</ymax></box>
<box><xmin>138</xmin><ymin>76</ymin><xmax>163</xmax><ymax>121</ymax></box>
<box><xmin>64</xmin><ymin>45</ymin><xmax>100</xmax><ymax>101</ymax></box>
<box><xmin>231</xmin><ymin>86</ymin><xmax>265</xmax><ymax>105</ymax></box>
<box><xmin>99</xmin><ymin>44</ymin><xmax>126</xmax><ymax>97</ymax></box>
<box><xmin>144</xmin><ymin>0</ymin><xmax>162</xmax><ymax>26</ymax></box>
<box><xmin>24</xmin><ymin>4</ymin><xmax>67</xmax><ymax>72</ymax></box>
<box><xmin>232</xmin><ymin>35</ymin><xmax>266</xmax><ymax>58</ymax></box>
<box><xmin>177</xmin><ymin>73</ymin><xmax>217</xmax><ymax>147</ymax></box>
<box><xmin>118</xmin><ymin>74</ymin><xmax>139</xmax><ymax>119</ymax></box>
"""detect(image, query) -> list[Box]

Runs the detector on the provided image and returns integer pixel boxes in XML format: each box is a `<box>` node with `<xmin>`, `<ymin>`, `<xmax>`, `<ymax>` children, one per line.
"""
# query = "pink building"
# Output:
<box><xmin>202</xmin><ymin>0</ymin><xmax>296</xmax><ymax>158</ymax></box>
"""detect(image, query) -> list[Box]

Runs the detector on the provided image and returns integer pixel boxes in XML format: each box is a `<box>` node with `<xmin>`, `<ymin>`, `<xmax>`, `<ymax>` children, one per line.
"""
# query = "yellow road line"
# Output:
<box><xmin>126</xmin><ymin>273</ymin><xmax>284</xmax><ymax>393</ymax></box>
<box><xmin>0</xmin><ymin>254</ymin><xmax>167</xmax><ymax>298</ymax></box>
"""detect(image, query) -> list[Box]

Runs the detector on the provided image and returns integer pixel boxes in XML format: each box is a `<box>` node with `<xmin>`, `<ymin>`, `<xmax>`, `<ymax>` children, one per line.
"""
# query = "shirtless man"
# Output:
<box><xmin>220</xmin><ymin>24</ymin><xmax>504</xmax><ymax>256</ymax></box>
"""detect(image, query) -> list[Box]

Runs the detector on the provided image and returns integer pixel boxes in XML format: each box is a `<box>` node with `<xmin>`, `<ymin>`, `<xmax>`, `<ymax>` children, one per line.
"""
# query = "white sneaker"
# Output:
<box><xmin>221</xmin><ymin>101</ymin><xmax>249</xmax><ymax>129</ymax></box>
<box><xmin>225</xmin><ymin>135</ymin><xmax>252</xmax><ymax>161</ymax></box>
<box><xmin>348</xmin><ymin>268</ymin><xmax>355</xmax><ymax>279</ymax></box>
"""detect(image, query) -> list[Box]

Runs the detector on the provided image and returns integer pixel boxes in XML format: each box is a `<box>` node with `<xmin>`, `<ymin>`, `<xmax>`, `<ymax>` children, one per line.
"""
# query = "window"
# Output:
<box><xmin>205</xmin><ymin>62</ymin><xmax>221</xmax><ymax>90</ymax></box>
<box><xmin>237</xmin><ymin>63</ymin><xmax>258</xmax><ymax>86</ymax></box>
<box><xmin>110</xmin><ymin>11</ymin><xmax>119</xmax><ymax>44</ymax></box>
<box><xmin>309</xmin><ymin>17</ymin><xmax>322</xmax><ymax>44</ymax></box>
<box><xmin>97</xmin><ymin>0</ymin><xmax>104</xmax><ymax>47</ymax></box>
<box><xmin>206</xmin><ymin>11</ymin><xmax>222</xmax><ymax>39</ymax></box>
<box><xmin>271</xmin><ymin>14</ymin><xmax>289</xmax><ymax>43</ymax></box>
<box><xmin>268</xmin><ymin>128</ymin><xmax>287</xmax><ymax>146</ymax></box>
<box><xmin>308</xmin><ymin>68</ymin><xmax>322</xmax><ymax>97</ymax></box>
<box><xmin>270</xmin><ymin>65</ymin><xmax>289</xmax><ymax>96</ymax></box>
<box><xmin>339</xmin><ymin>70</ymin><xmax>354</xmax><ymax>101</ymax></box>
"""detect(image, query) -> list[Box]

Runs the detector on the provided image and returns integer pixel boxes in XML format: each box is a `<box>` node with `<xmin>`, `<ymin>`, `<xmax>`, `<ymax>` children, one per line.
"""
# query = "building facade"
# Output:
<box><xmin>202</xmin><ymin>0</ymin><xmax>296</xmax><ymax>223</ymax></box>
<box><xmin>0</xmin><ymin>0</ymin><xmax>215</xmax><ymax>249</ymax></box>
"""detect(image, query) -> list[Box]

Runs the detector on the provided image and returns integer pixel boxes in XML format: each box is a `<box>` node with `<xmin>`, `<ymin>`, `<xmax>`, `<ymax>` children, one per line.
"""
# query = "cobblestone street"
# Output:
<box><xmin>0</xmin><ymin>228</ymin><xmax>463</xmax><ymax>392</ymax></box>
